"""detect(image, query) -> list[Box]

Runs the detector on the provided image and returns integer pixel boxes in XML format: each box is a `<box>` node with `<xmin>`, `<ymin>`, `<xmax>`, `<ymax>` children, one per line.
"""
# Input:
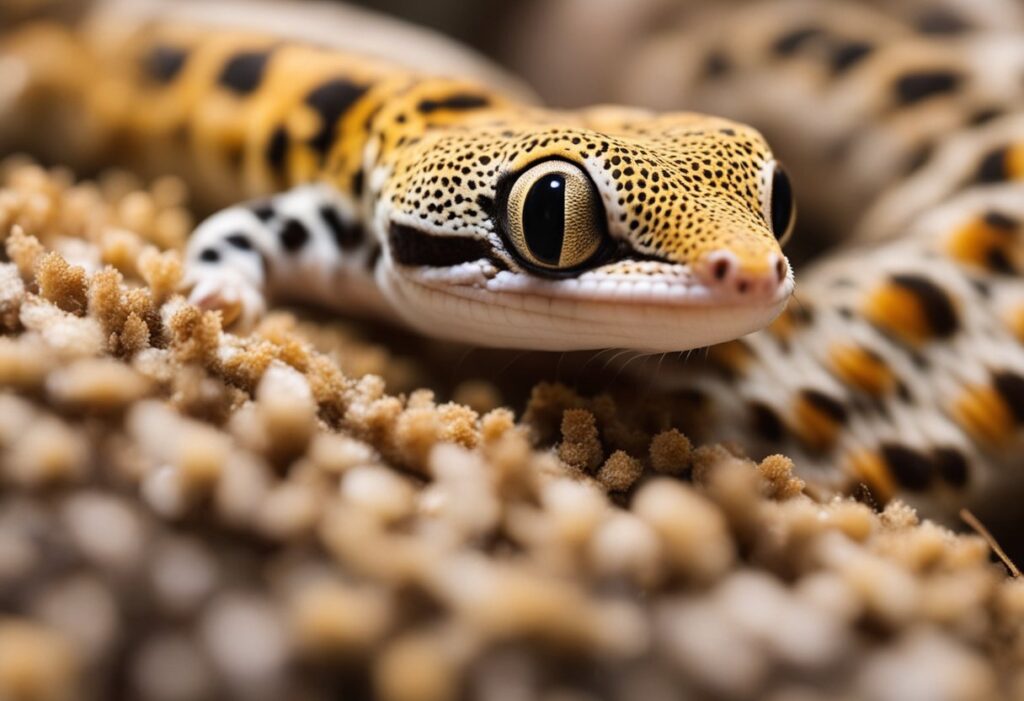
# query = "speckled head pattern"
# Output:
<box><xmin>372</xmin><ymin>92</ymin><xmax>796</xmax><ymax>351</ymax></box>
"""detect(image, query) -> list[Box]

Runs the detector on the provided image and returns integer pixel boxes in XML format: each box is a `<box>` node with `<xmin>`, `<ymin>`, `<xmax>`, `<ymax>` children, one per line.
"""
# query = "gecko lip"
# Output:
<box><xmin>387</xmin><ymin>260</ymin><xmax>794</xmax><ymax>352</ymax></box>
<box><xmin>403</xmin><ymin>259</ymin><xmax>794</xmax><ymax>308</ymax></box>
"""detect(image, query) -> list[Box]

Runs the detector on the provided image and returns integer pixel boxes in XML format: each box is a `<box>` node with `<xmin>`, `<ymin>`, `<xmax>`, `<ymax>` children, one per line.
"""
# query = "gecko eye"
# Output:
<box><xmin>504</xmin><ymin>160</ymin><xmax>608</xmax><ymax>273</ymax></box>
<box><xmin>765</xmin><ymin>162</ymin><xmax>796</xmax><ymax>246</ymax></box>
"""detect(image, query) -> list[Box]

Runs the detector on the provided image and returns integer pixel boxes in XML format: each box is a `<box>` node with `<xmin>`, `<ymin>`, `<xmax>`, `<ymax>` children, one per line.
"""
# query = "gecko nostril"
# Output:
<box><xmin>775</xmin><ymin>258</ymin><xmax>786</xmax><ymax>283</ymax></box>
<box><xmin>713</xmin><ymin>258</ymin><xmax>731</xmax><ymax>281</ymax></box>
<box><xmin>737</xmin><ymin>279</ymin><xmax>749</xmax><ymax>294</ymax></box>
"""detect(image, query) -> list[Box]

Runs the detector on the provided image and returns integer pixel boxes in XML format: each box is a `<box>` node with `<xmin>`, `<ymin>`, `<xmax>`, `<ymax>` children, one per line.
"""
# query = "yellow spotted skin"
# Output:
<box><xmin>0</xmin><ymin>8</ymin><xmax>796</xmax><ymax>353</ymax></box>
<box><xmin>0</xmin><ymin>19</ymin><xmax>783</xmax><ymax>271</ymax></box>
<box><xmin>381</xmin><ymin>110</ymin><xmax>780</xmax><ymax>268</ymax></box>
<box><xmin>9</xmin><ymin>0</ymin><xmax>1024</xmax><ymax>517</ymax></box>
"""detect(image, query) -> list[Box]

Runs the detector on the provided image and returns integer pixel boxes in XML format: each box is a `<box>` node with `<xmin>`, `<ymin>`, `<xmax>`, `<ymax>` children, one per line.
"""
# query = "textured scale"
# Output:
<box><xmin>0</xmin><ymin>0</ymin><xmax>794</xmax><ymax>352</ymax></box>
<box><xmin>3</xmin><ymin>0</ymin><xmax>1024</xmax><ymax>517</ymax></box>
<box><xmin>541</xmin><ymin>0</ymin><xmax>1024</xmax><ymax>515</ymax></box>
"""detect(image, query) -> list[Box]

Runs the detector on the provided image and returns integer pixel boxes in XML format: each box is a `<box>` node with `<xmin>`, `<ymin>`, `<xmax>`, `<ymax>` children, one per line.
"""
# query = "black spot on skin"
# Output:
<box><xmin>704</xmin><ymin>50</ymin><xmax>731</xmax><ymax>77</ymax></box>
<box><xmin>894</xmin><ymin>71</ymin><xmax>963</xmax><ymax>105</ymax></box>
<box><xmin>975</xmin><ymin>147</ymin><xmax>1009</xmax><ymax>183</ymax></box>
<box><xmin>984</xmin><ymin>211</ymin><xmax>1018</xmax><ymax>231</ymax></box>
<box><xmin>802</xmin><ymin>390</ymin><xmax>848</xmax><ymax>424</ymax></box>
<box><xmin>144</xmin><ymin>45</ymin><xmax>188</xmax><ymax>84</ymax></box>
<box><xmin>986</xmin><ymin>248</ymin><xmax>1014</xmax><ymax>274</ymax></box>
<box><xmin>218</xmin><ymin>50</ymin><xmax>271</xmax><ymax>95</ymax></box>
<box><xmin>279</xmin><ymin>219</ymin><xmax>310</xmax><ymax>252</ymax></box>
<box><xmin>252</xmin><ymin>202</ymin><xmax>275</xmax><ymax>221</ymax></box>
<box><xmin>916</xmin><ymin>8</ymin><xmax>970</xmax><ymax>35</ymax></box>
<box><xmin>750</xmin><ymin>403</ymin><xmax>786</xmax><ymax>442</ymax></box>
<box><xmin>417</xmin><ymin>94</ymin><xmax>491</xmax><ymax>114</ymax></box>
<box><xmin>772</xmin><ymin>26</ymin><xmax>825</xmax><ymax>56</ymax></box>
<box><xmin>265</xmin><ymin>126</ymin><xmax>289</xmax><ymax>174</ymax></box>
<box><xmin>904</xmin><ymin>144</ymin><xmax>934</xmax><ymax>175</ymax></box>
<box><xmin>226</xmin><ymin>233</ymin><xmax>253</xmax><ymax>250</ymax></box>
<box><xmin>305</xmin><ymin>79</ymin><xmax>368</xmax><ymax>158</ymax></box>
<box><xmin>199</xmin><ymin>248</ymin><xmax>220</xmax><ymax>263</ymax></box>
<box><xmin>389</xmin><ymin>224</ymin><xmax>503</xmax><ymax>268</ymax></box>
<box><xmin>830</xmin><ymin>41</ymin><xmax>874</xmax><ymax>73</ymax></box>
<box><xmin>476</xmin><ymin>194</ymin><xmax>495</xmax><ymax>216</ymax></box>
<box><xmin>881</xmin><ymin>444</ymin><xmax>933</xmax><ymax>491</ymax></box>
<box><xmin>890</xmin><ymin>274</ymin><xmax>959</xmax><ymax>337</ymax></box>
<box><xmin>319</xmin><ymin>206</ymin><xmax>363</xmax><ymax>250</ymax></box>
<box><xmin>791</xmin><ymin>305</ymin><xmax>815</xmax><ymax>325</ymax></box>
<box><xmin>933</xmin><ymin>448</ymin><xmax>969</xmax><ymax>488</ymax></box>
<box><xmin>993</xmin><ymin>372</ymin><xmax>1024</xmax><ymax>423</ymax></box>
<box><xmin>365</xmin><ymin>244</ymin><xmax>382</xmax><ymax>272</ymax></box>
<box><xmin>968</xmin><ymin>108</ymin><xmax>1004</xmax><ymax>127</ymax></box>
<box><xmin>351</xmin><ymin>169</ymin><xmax>365</xmax><ymax>198</ymax></box>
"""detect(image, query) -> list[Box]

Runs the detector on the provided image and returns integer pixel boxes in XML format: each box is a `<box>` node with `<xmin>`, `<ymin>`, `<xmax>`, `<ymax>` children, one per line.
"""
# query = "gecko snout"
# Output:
<box><xmin>698</xmin><ymin>250</ymin><xmax>791</xmax><ymax>301</ymax></box>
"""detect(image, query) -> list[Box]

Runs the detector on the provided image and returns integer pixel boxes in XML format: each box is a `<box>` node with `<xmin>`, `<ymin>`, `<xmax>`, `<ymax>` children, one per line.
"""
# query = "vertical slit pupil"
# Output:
<box><xmin>523</xmin><ymin>174</ymin><xmax>566</xmax><ymax>265</ymax></box>
<box><xmin>770</xmin><ymin>166</ymin><xmax>794</xmax><ymax>239</ymax></box>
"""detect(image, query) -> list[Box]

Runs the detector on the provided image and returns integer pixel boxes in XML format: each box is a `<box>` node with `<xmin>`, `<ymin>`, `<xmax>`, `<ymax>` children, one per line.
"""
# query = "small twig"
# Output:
<box><xmin>960</xmin><ymin>508</ymin><xmax>1021</xmax><ymax>578</ymax></box>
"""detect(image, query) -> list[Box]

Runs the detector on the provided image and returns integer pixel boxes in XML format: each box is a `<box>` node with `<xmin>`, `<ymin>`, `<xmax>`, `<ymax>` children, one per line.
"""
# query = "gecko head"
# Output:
<box><xmin>375</xmin><ymin>106</ymin><xmax>795</xmax><ymax>352</ymax></box>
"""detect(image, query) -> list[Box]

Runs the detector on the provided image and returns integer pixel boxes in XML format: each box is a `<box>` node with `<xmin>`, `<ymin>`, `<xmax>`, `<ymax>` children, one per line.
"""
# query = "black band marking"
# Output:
<box><xmin>305</xmin><ymin>80</ymin><xmax>368</xmax><ymax>158</ymax></box>
<box><xmin>417</xmin><ymin>94</ymin><xmax>491</xmax><ymax>114</ymax></box>
<box><xmin>802</xmin><ymin>389</ymin><xmax>849</xmax><ymax>424</ymax></box>
<box><xmin>389</xmin><ymin>224</ymin><xmax>501</xmax><ymax>268</ymax></box>
<box><xmin>320</xmin><ymin>206</ymin><xmax>364</xmax><ymax>250</ymax></box>
<box><xmin>984</xmin><ymin>211</ymin><xmax>1019</xmax><ymax>231</ymax></box>
<box><xmin>830</xmin><ymin>41</ymin><xmax>874</xmax><ymax>74</ymax></box>
<box><xmin>890</xmin><ymin>274</ymin><xmax>959</xmax><ymax>337</ymax></box>
<box><xmin>226</xmin><ymin>233</ymin><xmax>254</xmax><ymax>251</ymax></box>
<box><xmin>750</xmin><ymin>402</ymin><xmax>786</xmax><ymax>442</ymax></box>
<box><xmin>881</xmin><ymin>444</ymin><xmax>933</xmax><ymax>491</ymax></box>
<box><xmin>145</xmin><ymin>45</ymin><xmax>188</xmax><ymax>84</ymax></box>
<box><xmin>199</xmin><ymin>248</ymin><xmax>221</xmax><ymax>263</ymax></box>
<box><xmin>265</xmin><ymin>126</ymin><xmax>290</xmax><ymax>174</ymax></box>
<box><xmin>219</xmin><ymin>50</ymin><xmax>271</xmax><ymax>95</ymax></box>
<box><xmin>994</xmin><ymin>372</ymin><xmax>1024</xmax><ymax>423</ymax></box>
<box><xmin>772</xmin><ymin>27</ymin><xmax>825</xmax><ymax>56</ymax></box>
<box><xmin>975</xmin><ymin>147</ymin><xmax>1009</xmax><ymax>183</ymax></box>
<box><xmin>933</xmin><ymin>447</ymin><xmax>968</xmax><ymax>488</ymax></box>
<box><xmin>251</xmin><ymin>202</ymin><xmax>276</xmax><ymax>222</ymax></box>
<box><xmin>894</xmin><ymin>70</ymin><xmax>962</xmax><ymax>105</ymax></box>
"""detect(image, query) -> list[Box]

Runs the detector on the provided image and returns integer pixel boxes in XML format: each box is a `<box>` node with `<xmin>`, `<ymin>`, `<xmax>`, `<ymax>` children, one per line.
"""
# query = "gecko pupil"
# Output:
<box><xmin>770</xmin><ymin>165</ymin><xmax>795</xmax><ymax>240</ymax></box>
<box><xmin>523</xmin><ymin>174</ymin><xmax>566</xmax><ymax>265</ymax></box>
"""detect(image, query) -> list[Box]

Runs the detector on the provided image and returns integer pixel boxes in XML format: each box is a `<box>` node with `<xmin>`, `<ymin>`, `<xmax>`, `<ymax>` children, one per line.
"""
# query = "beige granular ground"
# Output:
<box><xmin>0</xmin><ymin>160</ymin><xmax>1022</xmax><ymax>701</ymax></box>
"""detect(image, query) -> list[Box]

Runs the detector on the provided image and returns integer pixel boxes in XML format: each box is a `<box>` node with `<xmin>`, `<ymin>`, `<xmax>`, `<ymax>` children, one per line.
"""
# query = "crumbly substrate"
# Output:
<box><xmin>0</xmin><ymin>160</ymin><xmax>1021</xmax><ymax>701</ymax></box>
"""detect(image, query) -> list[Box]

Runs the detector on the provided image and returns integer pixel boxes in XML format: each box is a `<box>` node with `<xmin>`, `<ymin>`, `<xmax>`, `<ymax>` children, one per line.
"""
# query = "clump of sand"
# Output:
<box><xmin>0</xmin><ymin>160</ymin><xmax>1021</xmax><ymax>701</ymax></box>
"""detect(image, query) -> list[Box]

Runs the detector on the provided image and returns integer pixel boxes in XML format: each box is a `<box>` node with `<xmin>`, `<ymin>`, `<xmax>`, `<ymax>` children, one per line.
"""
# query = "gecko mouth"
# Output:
<box><xmin>400</xmin><ymin>258</ymin><xmax>794</xmax><ymax>307</ymax></box>
<box><xmin>385</xmin><ymin>259</ymin><xmax>794</xmax><ymax>352</ymax></box>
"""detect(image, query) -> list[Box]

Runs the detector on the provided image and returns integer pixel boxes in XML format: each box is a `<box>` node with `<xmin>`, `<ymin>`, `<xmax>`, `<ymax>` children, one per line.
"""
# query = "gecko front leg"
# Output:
<box><xmin>184</xmin><ymin>184</ymin><xmax>384</xmax><ymax>329</ymax></box>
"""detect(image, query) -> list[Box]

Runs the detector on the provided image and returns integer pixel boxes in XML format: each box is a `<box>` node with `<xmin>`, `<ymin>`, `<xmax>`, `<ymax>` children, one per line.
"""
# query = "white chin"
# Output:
<box><xmin>385</xmin><ymin>275</ymin><xmax>792</xmax><ymax>352</ymax></box>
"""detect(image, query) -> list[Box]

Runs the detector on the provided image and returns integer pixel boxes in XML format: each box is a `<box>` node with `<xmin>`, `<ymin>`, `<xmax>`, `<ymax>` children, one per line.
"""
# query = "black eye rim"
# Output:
<box><xmin>768</xmin><ymin>163</ymin><xmax>797</xmax><ymax>243</ymax></box>
<box><xmin>493</xmin><ymin>157</ymin><xmax>614</xmax><ymax>278</ymax></box>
